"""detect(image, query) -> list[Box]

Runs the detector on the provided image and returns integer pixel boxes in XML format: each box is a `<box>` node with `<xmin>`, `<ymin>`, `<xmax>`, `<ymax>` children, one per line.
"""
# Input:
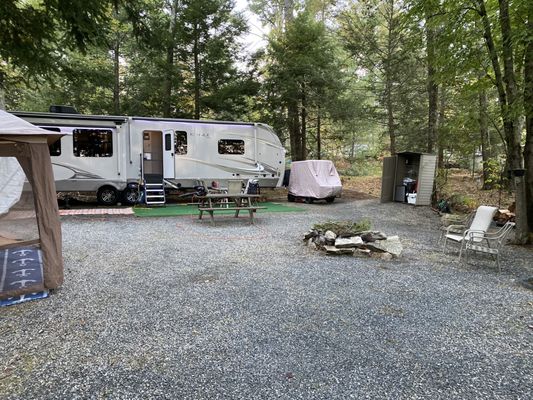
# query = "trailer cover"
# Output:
<box><xmin>289</xmin><ymin>160</ymin><xmax>342</xmax><ymax>199</ymax></box>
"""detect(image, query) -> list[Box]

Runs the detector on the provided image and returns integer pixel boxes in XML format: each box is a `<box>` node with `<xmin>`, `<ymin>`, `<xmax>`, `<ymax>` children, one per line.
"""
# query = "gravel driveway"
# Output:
<box><xmin>1</xmin><ymin>198</ymin><xmax>532</xmax><ymax>399</ymax></box>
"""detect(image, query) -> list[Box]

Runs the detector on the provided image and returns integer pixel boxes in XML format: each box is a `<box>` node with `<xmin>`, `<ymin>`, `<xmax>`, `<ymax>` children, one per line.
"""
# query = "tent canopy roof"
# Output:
<box><xmin>0</xmin><ymin>110</ymin><xmax>64</xmax><ymax>145</ymax></box>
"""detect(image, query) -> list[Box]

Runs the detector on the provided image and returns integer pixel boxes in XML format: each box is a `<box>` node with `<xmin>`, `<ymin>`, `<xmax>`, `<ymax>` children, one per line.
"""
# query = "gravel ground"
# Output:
<box><xmin>1</xmin><ymin>198</ymin><xmax>532</xmax><ymax>399</ymax></box>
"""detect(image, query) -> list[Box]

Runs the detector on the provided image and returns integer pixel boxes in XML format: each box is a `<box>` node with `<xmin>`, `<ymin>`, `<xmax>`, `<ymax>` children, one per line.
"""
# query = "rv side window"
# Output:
<box><xmin>165</xmin><ymin>133</ymin><xmax>172</xmax><ymax>151</ymax></box>
<box><xmin>73</xmin><ymin>129</ymin><xmax>113</xmax><ymax>157</ymax></box>
<box><xmin>218</xmin><ymin>139</ymin><xmax>244</xmax><ymax>155</ymax></box>
<box><xmin>43</xmin><ymin>127</ymin><xmax>61</xmax><ymax>156</ymax></box>
<box><xmin>175</xmin><ymin>131</ymin><xmax>187</xmax><ymax>155</ymax></box>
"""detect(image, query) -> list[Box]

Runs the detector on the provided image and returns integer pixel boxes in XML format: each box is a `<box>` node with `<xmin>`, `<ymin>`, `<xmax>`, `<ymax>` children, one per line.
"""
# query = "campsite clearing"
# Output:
<box><xmin>1</xmin><ymin>198</ymin><xmax>532</xmax><ymax>399</ymax></box>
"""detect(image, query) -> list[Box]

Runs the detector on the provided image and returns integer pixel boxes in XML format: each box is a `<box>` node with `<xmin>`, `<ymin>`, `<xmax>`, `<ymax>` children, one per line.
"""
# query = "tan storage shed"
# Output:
<box><xmin>380</xmin><ymin>152</ymin><xmax>437</xmax><ymax>206</ymax></box>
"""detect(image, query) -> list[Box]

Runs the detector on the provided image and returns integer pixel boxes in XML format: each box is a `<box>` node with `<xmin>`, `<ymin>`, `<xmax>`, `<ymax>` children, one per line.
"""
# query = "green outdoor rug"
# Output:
<box><xmin>133</xmin><ymin>202</ymin><xmax>306</xmax><ymax>217</ymax></box>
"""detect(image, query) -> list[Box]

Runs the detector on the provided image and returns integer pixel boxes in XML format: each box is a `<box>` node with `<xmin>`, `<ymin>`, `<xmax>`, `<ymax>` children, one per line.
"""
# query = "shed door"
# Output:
<box><xmin>380</xmin><ymin>156</ymin><xmax>396</xmax><ymax>203</ymax></box>
<box><xmin>416</xmin><ymin>154</ymin><xmax>437</xmax><ymax>206</ymax></box>
<box><xmin>163</xmin><ymin>130</ymin><xmax>175</xmax><ymax>179</ymax></box>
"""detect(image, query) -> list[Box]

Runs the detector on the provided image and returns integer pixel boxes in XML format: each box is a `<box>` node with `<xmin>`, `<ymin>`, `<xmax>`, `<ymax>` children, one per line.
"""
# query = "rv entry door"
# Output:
<box><xmin>163</xmin><ymin>130</ymin><xmax>175</xmax><ymax>179</ymax></box>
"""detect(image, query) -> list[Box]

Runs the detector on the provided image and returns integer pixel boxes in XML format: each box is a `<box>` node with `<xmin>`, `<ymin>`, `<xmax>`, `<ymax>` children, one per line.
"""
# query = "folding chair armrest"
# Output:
<box><xmin>464</xmin><ymin>229</ymin><xmax>486</xmax><ymax>240</ymax></box>
<box><xmin>486</xmin><ymin>230</ymin><xmax>512</xmax><ymax>241</ymax></box>
<box><xmin>445</xmin><ymin>224</ymin><xmax>466</xmax><ymax>234</ymax></box>
<box><xmin>480</xmin><ymin>222</ymin><xmax>512</xmax><ymax>239</ymax></box>
<box><xmin>483</xmin><ymin>230</ymin><xmax>504</xmax><ymax>238</ymax></box>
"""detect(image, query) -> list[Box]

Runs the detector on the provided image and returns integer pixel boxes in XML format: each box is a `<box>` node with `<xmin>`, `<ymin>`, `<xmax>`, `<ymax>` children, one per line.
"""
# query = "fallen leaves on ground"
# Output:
<box><xmin>341</xmin><ymin>170</ymin><xmax>515</xmax><ymax>212</ymax></box>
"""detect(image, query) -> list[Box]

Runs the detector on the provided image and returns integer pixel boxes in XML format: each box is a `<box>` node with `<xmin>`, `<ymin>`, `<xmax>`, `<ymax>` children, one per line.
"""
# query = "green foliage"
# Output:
<box><xmin>313</xmin><ymin>220</ymin><xmax>372</xmax><ymax>236</ymax></box>
<box><xmin>434</xmin><ymin>168</ymin><xmax>449</xmax><ymax>196</ymax></box>
<box><xmin>177</xmin><ymin>0</ymin><xmax>248</xmax><ymax>118</ymax></box>
<box><xmin>0</xmin><ymin>0</ymin><xmax>112</xmax><ymax>77</ymax></box>
<box><xmin>447</xmin><ymin>194</ymin><xmax>478</xmax><ymax>212</ymax></box>
<box><xmin>3</xmin><ymin>0</ymin><xmax>249</xmax><ymax>119</ymax></box>
<box><xmin>482</xmin><ymin>158</ymin><xmax>503</xmax><ymax>189</ymax></box>
<box><xmin>338</xmin><ymin>0</ymin><xmax>426</xmax><ymax>154</ymax></box>
<box><xmin>1</xmin><ymin>0</ymin><xmax>530</xmax><ymax>237</ymax></box>
<box><xmin>338</xmin><ymin>158</ymin><xmax>381</xmax><ymax>177</ymax></box>
<box><xmin>260</xmin><ymin>6</ymin><xmax>366</xmax><ymax>160</ymax></box>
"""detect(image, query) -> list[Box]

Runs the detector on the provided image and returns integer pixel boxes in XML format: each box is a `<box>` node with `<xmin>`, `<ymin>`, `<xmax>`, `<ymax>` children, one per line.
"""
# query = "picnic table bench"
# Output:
<box><xmin>194</xmin><ymin>193</ymin><xmax>266</xmax><ymax>224</ymax></box>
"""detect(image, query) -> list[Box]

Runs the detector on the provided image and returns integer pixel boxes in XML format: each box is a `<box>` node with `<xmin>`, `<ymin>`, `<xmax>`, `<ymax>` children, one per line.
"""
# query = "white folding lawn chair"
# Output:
<box><xmin>464</xmin><ymin>221</ymin><xmax>515</xmax><ymax>272</ymax></box>
<box><xmin>442</xmin><ymin>205</ymin><xmax>498</xmax><ymax>259</ymax></box>
<box><xmin>438</xmin><ymin>211</ymin><xmax>475</xmax><ymax>244</ymax></box>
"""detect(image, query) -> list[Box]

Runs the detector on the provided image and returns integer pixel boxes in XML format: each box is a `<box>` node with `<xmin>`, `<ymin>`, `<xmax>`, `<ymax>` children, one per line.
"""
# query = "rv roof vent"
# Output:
<box><xmin>49</xmin><ymin>105</ymin><xmax>79</xmax><ymax>114</ymax></box>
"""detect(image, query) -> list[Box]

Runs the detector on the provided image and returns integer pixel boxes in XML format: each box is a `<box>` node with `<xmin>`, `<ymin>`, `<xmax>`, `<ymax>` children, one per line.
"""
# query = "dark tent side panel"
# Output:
<box><xmin>0</xmin><ymin>110</ymin><xmax>64</xmax><ymax>302</ymax></box>
<box><xmin>380</xmin><ymin>156</ymin><xmax>396</xmax><ymax>203</ymax></box>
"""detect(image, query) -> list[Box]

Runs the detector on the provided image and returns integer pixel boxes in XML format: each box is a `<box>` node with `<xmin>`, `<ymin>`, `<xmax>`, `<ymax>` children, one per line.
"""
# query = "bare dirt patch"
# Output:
<box><xmin>341</xmin><ymin>176</ymin><xmax>381</xmax><ymax>199</ymax></box>
<box><xmin>55</xmin><ymin>170</ymin><xmax>515</xmax><ymax>211</ymax></box>
<box><xmin>339</xmin><ymin>170</ymin><xmax>516</xmax><ymax>211</ymax></box>
<box><xmin>438</xmin><ymin>169</ymin><xmax>515</xmax><ymax>210</ymax></box>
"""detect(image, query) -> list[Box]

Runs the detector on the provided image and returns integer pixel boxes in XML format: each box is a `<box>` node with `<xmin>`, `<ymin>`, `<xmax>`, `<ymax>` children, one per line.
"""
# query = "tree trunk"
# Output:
<box><xmin>498</xmin><ymin>0</ymin><xmax>527</xmax><ymax>243</ymax></box>
<box><xmin>385</xmin><ymin>1</ymin><xmax>396</xmax><ymax>155</ymax></box>
<box><xmin>284</xmin><ymin>0</ymin><xmax>298</xmax><ymax>160</ymax></box>
<box><xmin>113</xmin><ymin>39</ymin><xmax>120</xmax><ymax>115</ymax></box>
<box><xmin>163</xmin><ymin>46</ymin><xmax>174</xmax><ymax>118</ymax></box>
<box><xmin>426</xmin><ymin>81</ymin><xmax>438</xmax><ymax>154</ymax></box>
<box><xmin>479</xmin><ymin>86</ymin><xmax>491</xmax><ymax>189</ymax></box>
<box><xmin>163</xmin><ymin>0</ymin><xmax>179</xmax><ymax>118</ymax></box>
<box><xmin>437</xmin><ymin>87</ymin><xmax>446</xmax><ymax>168</ymax></box>
<box><xmin>284</xmin><ymin>0</ymin><xmax>294</xmax><ymax>26</ymax></box>
<box><xmin>317</xmin><ymin>105</ymin><xmax>321</xmax><ymax>160</ymax></box>
<box><xmin>426</xmin><ymin>7</ymin><xmax>438</xmax><ymax>154</ymax></box>
<box><xmin>477</xmin><ymin>0</ymin><xmax>509</xmax><ymax>138</ymax></box>
<box><xmin>112</xmin><ymin>2</ymin><xmax>121</xmax><ymax>115</ymax></box>
<box><xmin>300</xmin><ymin>85</ymin><xmax>307</xmax><ymax>160</ymax></box>
<box><xmin>283</xmin><ymin>0</ymin><xmax>304</xmax><ymax>161</ymax></box>
<box><xmin>193</xmin><ymin>26</ymin><xmax>201</xmax><ymax>120</ymax></box>
<box><xmin>386</xmin><ymin>78</ymin><xmax>396</xmax><ymax>155</ymax></box>
<box><xmin>478</xmin><ymin>0</ymin><xmax>527</xmax><ymax>242</ymax></box>
<box><xmin>524</xmin><ymin>1</ymin><xmax>533</xmax><ymax>236</ymax></box>
<box><xmin>288</xmin><ymin>101</ymin><xmax>301</xmax><ymax>160</ymax></box>
<box><xmin>498</xmin><ymin>0</ymin><xmax>521</xmax><ymax>170</ymax></box>
<box><xmin>0</xmin><ymin>70</ymin><xmax>5</xmax><ymax>110</ymax></box>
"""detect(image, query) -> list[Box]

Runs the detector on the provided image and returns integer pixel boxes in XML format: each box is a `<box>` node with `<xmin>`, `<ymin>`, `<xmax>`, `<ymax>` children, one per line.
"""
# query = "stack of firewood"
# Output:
<box><xmin>495</xmin><ymin>202</ymin><xmax>515</xmax><ymax>225</ymax></box>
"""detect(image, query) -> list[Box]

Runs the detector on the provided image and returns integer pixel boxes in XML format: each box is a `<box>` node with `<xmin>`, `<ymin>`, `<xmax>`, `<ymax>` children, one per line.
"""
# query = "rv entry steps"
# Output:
<box><xmin>144</xmin><ymin>182</ymin><xmax>166</xmax><ymax>206</ymax></box>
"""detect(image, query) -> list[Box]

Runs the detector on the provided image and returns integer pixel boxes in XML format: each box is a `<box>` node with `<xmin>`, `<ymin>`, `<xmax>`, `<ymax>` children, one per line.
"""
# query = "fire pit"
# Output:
<box><xmin>303</xmin><ymin>220</ymin><xmax>402</xmax><ymax>259</ymax></box>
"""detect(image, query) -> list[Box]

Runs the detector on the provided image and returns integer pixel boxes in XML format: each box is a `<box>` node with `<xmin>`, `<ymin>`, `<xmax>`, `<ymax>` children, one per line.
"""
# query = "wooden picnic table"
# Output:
<box><xmin>194</xmin><ymin>193</ymin><xmax>266</xmax><ymax>224</ymax></box>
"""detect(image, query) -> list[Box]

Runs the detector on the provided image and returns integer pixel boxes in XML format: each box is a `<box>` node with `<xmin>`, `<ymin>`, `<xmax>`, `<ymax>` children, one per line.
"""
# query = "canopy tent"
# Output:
<box><xmin>0</xmin><ymin>157</ymin><xmax>25</xmax><ymax>215</ymax></box>
<box><xmin>0</xmin><ymin>110</ymin><xmax>64</xmax><ymax>300</ymax></box>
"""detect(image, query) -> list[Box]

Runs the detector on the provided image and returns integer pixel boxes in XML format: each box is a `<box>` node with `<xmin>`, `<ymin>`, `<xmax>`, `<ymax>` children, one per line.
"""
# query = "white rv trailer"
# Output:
<box><xmin>13</xmin><ymin>111</ymin><xmax>286</xmax><ymax>205</ymax></box>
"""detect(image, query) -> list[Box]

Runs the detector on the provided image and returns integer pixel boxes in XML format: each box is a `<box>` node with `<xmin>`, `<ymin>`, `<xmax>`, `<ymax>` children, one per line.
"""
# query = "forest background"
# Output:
<box><xmin>0</xmin><ymin>0</ymin><xmax>532</xmax><ymax>242</ymax></box>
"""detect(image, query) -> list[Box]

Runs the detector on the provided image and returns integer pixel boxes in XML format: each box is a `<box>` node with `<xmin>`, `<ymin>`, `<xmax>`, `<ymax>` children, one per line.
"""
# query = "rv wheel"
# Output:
<box><xmin>97</xmin><ymin>186</ymin><xmax>118</xmax><ymax>206</ymax></box>
<box><xmin>326</xmin><ymin>197</ymin><xmax>335</xmax><ymax>203</ymax></box>
<box><xmin>122</xmin><ymin>187</ymin><xmax>139</xmax><ymax>205</ymax></box>
<box><xmin>304</xmin><ymin>197</ymin><xmax>314</xmax><ymax>204</ymax></box>
<box><xmin>287</xmin><ymin>193</ymin><xmax>295</xmax><ymax>202</ymax></box>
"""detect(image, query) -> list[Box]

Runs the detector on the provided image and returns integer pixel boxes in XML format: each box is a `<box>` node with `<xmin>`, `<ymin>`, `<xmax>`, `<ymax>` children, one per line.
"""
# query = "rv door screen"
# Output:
<box><xmin>163</xmin><ymin>130</ymin><xmax>175</xmax><ymax>179</ymax></box>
